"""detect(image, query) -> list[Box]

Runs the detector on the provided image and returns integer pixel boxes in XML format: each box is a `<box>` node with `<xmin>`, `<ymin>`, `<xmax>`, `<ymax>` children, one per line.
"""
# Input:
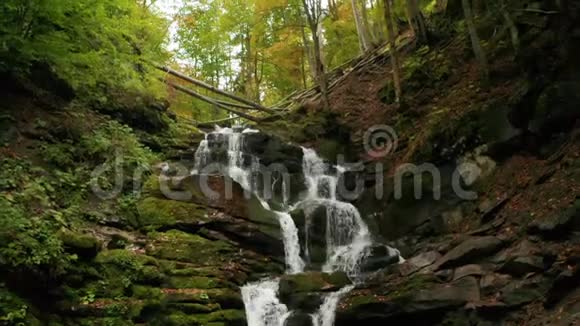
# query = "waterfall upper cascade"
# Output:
<box><xmin>192</xmin><ymin>126</ymin><xmax>401</xmax><ymax>326</ymax></box>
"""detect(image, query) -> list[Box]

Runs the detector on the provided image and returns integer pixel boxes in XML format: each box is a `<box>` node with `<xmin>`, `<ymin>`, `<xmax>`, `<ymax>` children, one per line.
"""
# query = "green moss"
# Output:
<box><xmin>279</xmin><ymin>272</ymin><xmax>350</xmax><ymax>295</ymax></box>
<box><xmin>162</xmin><ymin>309</ymin><xmax>245</xmax><ymax>326</ymax></box>
<box><xmin>137</xmin><ymin>196</ymin><xmax>209</xmax><ymax>230</ymax></box>
<box><xmin>391</xmin><ymin>274</ymin><xmax>438</xmax><ymax>300</ymax></box>
<box><xmin>68</xmin><ymin>317</ymin><xmax>134</xmax><ymax>326</ymax></box>
<box><xmin>146</xmin><ymin>231</ymin><xmax>235</xmax><ymax>265</ymax></box>
<box><xmin>348</xmin><ymin>295</ymin><xmax>380</xmax><ymax>307</ymax></box>
<box><xmin>138</xmin><ymin>266</ymin><xmax>165</xmax><ymax>285</ymax></box>
<box><xmin>166</xmin><ymin>303</ymin><xmax>220</xmax><ymax>314</ymax></box>
<box><xmin>132</xmin><ymin>286</ymin><xmax>163</xmax><ymax>300</ymax></box>
<box><xmin>95</xmin><ymin>249</ymin><xmax>158</xmax><ymax>268</ymax></box>
<box><xmin>166</xmin><ymin>276</ymin><xmax>229</xmax><ymax>289</ymax></box>
<box><xmin>59</xmin><ymin>230</ymin><xmax>101</xmax><ymax>258</ymax></box>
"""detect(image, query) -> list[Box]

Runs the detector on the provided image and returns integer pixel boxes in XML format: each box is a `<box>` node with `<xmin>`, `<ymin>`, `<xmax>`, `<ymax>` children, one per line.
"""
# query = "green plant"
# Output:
<box><xmin>81</xmin><ymin>291</ymin><xmax>96</xmax><ymax>305</ymax></box>
<box><xmin>0</xmin><ymin>197</ymin><xmax>72</xmax><ymax>273</ymax></box>
<box><xmin>0</xmin><ymin>0</ymin><xmax>170</xmax><ymax>100</ymax></box>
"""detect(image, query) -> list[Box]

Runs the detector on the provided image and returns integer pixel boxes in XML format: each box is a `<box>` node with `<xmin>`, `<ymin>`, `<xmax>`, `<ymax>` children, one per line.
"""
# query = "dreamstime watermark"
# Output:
<box><xmin>89</xmin><ymin>125</ymin><xmax>483</xmax><ymax>202</ymax></box>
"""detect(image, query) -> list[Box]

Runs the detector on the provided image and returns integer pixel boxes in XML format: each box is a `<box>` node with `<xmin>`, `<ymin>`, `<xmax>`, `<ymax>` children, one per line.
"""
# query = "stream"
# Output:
<box><xmin>192</xmin><ymin>126</ymin><xmax>402</xmax><ymax>326</ymax></box>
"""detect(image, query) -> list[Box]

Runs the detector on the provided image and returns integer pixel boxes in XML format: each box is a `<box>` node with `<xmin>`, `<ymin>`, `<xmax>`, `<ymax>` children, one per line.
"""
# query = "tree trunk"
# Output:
<box><xmin>301</xmin><ymin>25</ymin><xmax>317</xmax><ymax>80</ymax></box>
<box><xmin>408</xmin><ymin>0</ymin><xmax>428</xmax><ymax>42</ymax></box>
<box><xmin>302</xmin><ymin>0</ymin><xmax>329</xmax><ymax>109</ymax></box>
<box><xmin>352</xmin><ymin>0</ymin><xmax>371</xmax><ymax>52</ymax></box>
<box><xmin>163</xmin><ymin>80</ymin><xmax>262</xmax><ymax>122</ymax></box>
<box><xmin>462</xmin><ymin>0</ymin><xmax>489</xmax><ymax>80</ymax></box>
<box><xmin>384</xmin><ymin>0</ymin><xmax>402</xmax><ymax>103</ymax></box>
<box><xmin>374</xmin><ymin>0</ymin><xmax>386</xmax><ymax>42</ymax></box>
<box><xmin>360</xmin><ymin>0</ymin><xmax>377</xmax><ymax>45</ymax></box>
<box><xmin>154</xmin><ymin>64</ymin><xmax>276</xmax><ymax>114</ymax></box>
<box><xmin>500</xmin><ymin>0</ymin><xmax>519</xmax><ymax>52</ymax></box>
<box><xmin>312</xmin><ymin>27</ymin><xmax>330</xmax><ymax>109</ymax></box>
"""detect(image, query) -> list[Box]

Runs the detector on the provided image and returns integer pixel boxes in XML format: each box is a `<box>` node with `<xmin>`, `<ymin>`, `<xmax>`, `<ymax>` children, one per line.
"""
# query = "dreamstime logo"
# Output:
<box><xmin>363</xmin><ymin>125</ymin><xmax>398</xmax><ymax>158</ymax></box>
<box><xmin>88</xmin><ymin>125</ymin><xmax>484</xmax><ymax>203</ymax></box>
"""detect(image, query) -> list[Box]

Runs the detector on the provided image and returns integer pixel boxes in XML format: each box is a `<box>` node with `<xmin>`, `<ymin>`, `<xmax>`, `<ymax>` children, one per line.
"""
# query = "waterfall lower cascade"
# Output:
<box><xmin>192</xmin><ymin>127</ymin><xmax>401</xmax><ymax>326</ymax></box>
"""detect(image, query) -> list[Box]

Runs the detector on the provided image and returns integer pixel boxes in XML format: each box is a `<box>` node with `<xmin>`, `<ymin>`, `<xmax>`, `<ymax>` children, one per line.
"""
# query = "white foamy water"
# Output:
<box><xmin>311</xmin><ymin>285</ymin><xmax>355</xmax><ymax>326</ymax></box>
<box><xmin>191</xmin><ymin>129</ymin><xmax>400</xmax><ymax>326</ymax></box>
<box><xmin>241</xmin><ymin>279</ymin><xmax>289</xmax><ymax>326</ymax></box>
<box><xmin>300</xmin><ymin>148</ymin><xmax>373</xmax><ymax>277</ymax></box>
<box><xmin>275</xmin><ymin>211</ymin><xmax>306</xmax><ymax>274</ymax></box>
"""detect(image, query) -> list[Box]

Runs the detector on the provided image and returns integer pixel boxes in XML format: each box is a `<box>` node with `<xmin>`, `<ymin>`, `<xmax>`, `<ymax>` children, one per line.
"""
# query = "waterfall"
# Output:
<box><xmin>275</xmin><ymin>211</ymin><xmax>306</xmax><ymax>274</ymax></box>
<box><xmin>241</xmin><ymin>280</ymin><xmax>289</xmax><ymax>326</ymax></box>
<box><xmin>311</xmin><ymin>285</ymin><xmax>355</xmax><ymax>326</ymax></box>
<box><xmin>192</xmin><ymin>133</ymin><xmax>209</xmax><ymax>174</ymax></box>
<box><xmin>301</xmin><ymin>148</ymin><xmax>372</xmax><ymax>277</ymax></box>
<box><xmin>191</xmin><ymin>128</ymin><xmax>399</xmax><ymax>326</ymax></box>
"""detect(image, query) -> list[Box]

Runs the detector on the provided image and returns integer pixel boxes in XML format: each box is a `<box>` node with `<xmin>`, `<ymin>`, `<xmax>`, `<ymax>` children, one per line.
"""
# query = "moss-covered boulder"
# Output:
<box><xmin>145</xmin><ymin>230</ymin><xmax>235</xmax><ymax>265</ymax></box>
<box><xmin>59</xmin><ymin>230</ymin><xmax>102</xmax><ymax>259</ymax></box>
<box><xmin>137</xmin><ymin>196</ymin><xmax>209</xmax><ymax>230</ymax></box>
<box><xmin>279</xmin><ymin>271</ymin><xmax>350</xmax><ymax>311</ymax></box>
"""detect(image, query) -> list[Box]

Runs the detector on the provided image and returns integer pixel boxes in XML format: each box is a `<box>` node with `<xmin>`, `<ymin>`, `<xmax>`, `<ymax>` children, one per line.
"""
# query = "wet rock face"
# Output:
<box><xmin>359</xmin><ymin>245</ymin><xmax>401</xmax><ymax>273</ymax></box>
<box><xmin>242</xmin><ymin>133</ymin><xmax>304</xmax><ymax>174</ymax></box>
<box><xmin>279</xmin><ymin>272</ymin><xmax>350</xmax><ymax>316</ymax></box>
<box><xmin>290</xmin><ymin>203</ymin><xmax>328</xmax><ymax>269</ymax></box>
<box><xmin>335</xmin><ymin>276</ymin><xmax>480</xmax><ymax>325</ymax></box>
<box><xmin>200</xmin><ymin>132</ymin><xmax>307</xmax><ymax>204</ymax></box>
<box><xmin>284</xmin><ymin>312</ymin><xmax>315</xmax><ymax>326</ymax></box>
<box><xmin>433</xmin><ymin>236</ymin><xmax>504</xmax><ymax>270</ymax></box>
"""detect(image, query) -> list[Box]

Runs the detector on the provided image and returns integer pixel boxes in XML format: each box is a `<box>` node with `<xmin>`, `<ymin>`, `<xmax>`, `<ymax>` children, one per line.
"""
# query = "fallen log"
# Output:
<box><xmin>196</xmin><ymin>116</ymin><xmax>239</xmax><ymax>129</ymax></box>
<box><xmin>154</xmin><ymin>64</ymin><xmax>277</xmax><ymax>114</ymax></box>
<box><xmin>162</xmin><ymin>79</ymin><xmax>263</xmax><ymax>122</ymax></box>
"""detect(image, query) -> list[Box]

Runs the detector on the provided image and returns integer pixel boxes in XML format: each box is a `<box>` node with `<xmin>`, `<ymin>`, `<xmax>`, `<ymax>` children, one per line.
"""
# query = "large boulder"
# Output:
<box><xmin>433</xmin><ymin>236</ymin><xmax>504</xmax><ymax>270</ymax></box>
<box><xmin>279</xmin><ymin>272</ymin><xmax>350</xmax><ymax>312</ymax></box>
<box><xmin>359</xmin><ymin>245</ymin><xmax>402</xmax><ymax>273</ymax></box>
<box><xmin>528</xmin><ymin>203</ymin><xmax>580</xmax><ymax>239</ymax></box>
<box><xmin>398</xmin><ymin>251</ymin><xmax>442</xmax><ymax>277</ymax></box>
<box><xmin>336</xmin><ymin>276</ymin><xmax>480</xmax><ymax>325</ymax></box>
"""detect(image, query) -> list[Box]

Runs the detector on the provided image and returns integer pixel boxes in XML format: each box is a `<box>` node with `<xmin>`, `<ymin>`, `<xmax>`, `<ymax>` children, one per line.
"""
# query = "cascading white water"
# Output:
<box><xmin>241</xmin><ymin>280</ymin><xmax>289</xmax><ymax>326</ymax></box>
<box><xmin>192</xmin><ymin>126</ymin><xmax>305</xmax><ymax>326</ymax></box>
<box><xmin>192</xmin><ymin>128</ymin><xmax>399</xmax><ymax>326</ymax></box>
<box><xmin>192</xmin><ymin>134</ymin><xmax>209</xmax><ymax>174</ymax></box>
<box><xmin>275</xmin><ymin>211</ymin><xmax>306</xmax><ymax>274</ymax></box>
<box><xmin>301</xmin><ymin>148</ymin><xmax>372</xmax><ymax>277</ymax></box>
<box><xmin>311</xmin><ymin>285</ymin><xmax>355</xmax><ymax>326</ymax></box>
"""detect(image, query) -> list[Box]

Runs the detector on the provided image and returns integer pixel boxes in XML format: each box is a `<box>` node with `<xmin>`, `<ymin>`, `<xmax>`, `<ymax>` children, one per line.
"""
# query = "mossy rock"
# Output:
<box><xmin>160</xmin><ymin>310</ymin><xmax>244</xmax><ymax>326</ymax></box>
<box><xmin>95</xmin><ymin>249</ymin><xmax>158</xmax><ymax>267</ymax></box>
<box><xmin>107</xmin><ymin>234</ymin><xmax>130</xmax><ymax>250</ymax></box>
<box><xmin>165</xmin><ymin>276</ymin><xmax>232</xmax><ymax>290</ymax></box>
<box><xmin>65</xmin><ymin>317</ymin><xmax>134</xmax><ymax>326</ymax></box>
<box><xmin>137</xmin><ymin>196</ymin><xmax>209</xmax><ymax>230</ymax></box>
<box><xmin>166</xmin><ymin>303</ymin><xmax>221</xmax><ymax>314</ymax></box>
<box><xmin>146</xmin><ymin>230</ymin><xmax>236</xmax><ymax>265</ymax></box>
<box><xmin>59</xmin><ymin>230</ymin><xmax>102</xmax><ymax>258</ymax></box>
<box><xmin>279</xmin><ymin>272</ymin><xmax>350</xmax><ymax>296</ymax></box>
<box><xmin>131</xmin><ymin>285</ymin><xmax>163</xmax><ymax>300</ymax></box>
<box><xmin>162</xmin><ymin>288</ymin><xmax>244</xmax><ymax>309</ymax></box>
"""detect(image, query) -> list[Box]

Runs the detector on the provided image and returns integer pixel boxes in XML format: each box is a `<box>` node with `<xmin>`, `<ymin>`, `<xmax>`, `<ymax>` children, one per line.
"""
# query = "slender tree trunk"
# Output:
<box><xmin>300</xmin><ymin>47</ymin><xmax>308</xmax><ymax>88</ymax></box>
<box><xmin>312</xmin><ymin>26</ymin><xmax>329</xmax><ymax>109</ymax></box>
<box><xmin>500</xmin><ymin>0</ymin><xmax>519</xmax><ymax>52</ymax></box>
<box><xmin>352</xmin><ymin>0</ymin><xmax>371</xmax><ymax>52</ymax></box>
<box><xmin>462</xmin><ymin>0</ymin><xmax>489</xmax><ymax>80</ymax></box>
<box><xmin>408</xmin><ymin>0</ymin><xmax>428</xmax><ymax>42</ymax></box>
<box><xmin>384</xmin><ymin>0</ymin><xmax>402</xmax><ymax>103</ymax></box>
<box><xmin>302</xmin><ymin>0</ymin><xmax>329</xmax><ymax>109</ymax></box>
<box><xmin>360</xmin><ymin>0</ymin><xmax>377</xmax><ymax>45</ymax></box>
<box><xmin>301</xmin><ymin>25</ymin><xmax>317</xmax><ymax>80</ymax></box>
<box><xmin>374</xmin><ymin>0</ymin><xmax>386</xmax><ymax>42</ymax></box>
